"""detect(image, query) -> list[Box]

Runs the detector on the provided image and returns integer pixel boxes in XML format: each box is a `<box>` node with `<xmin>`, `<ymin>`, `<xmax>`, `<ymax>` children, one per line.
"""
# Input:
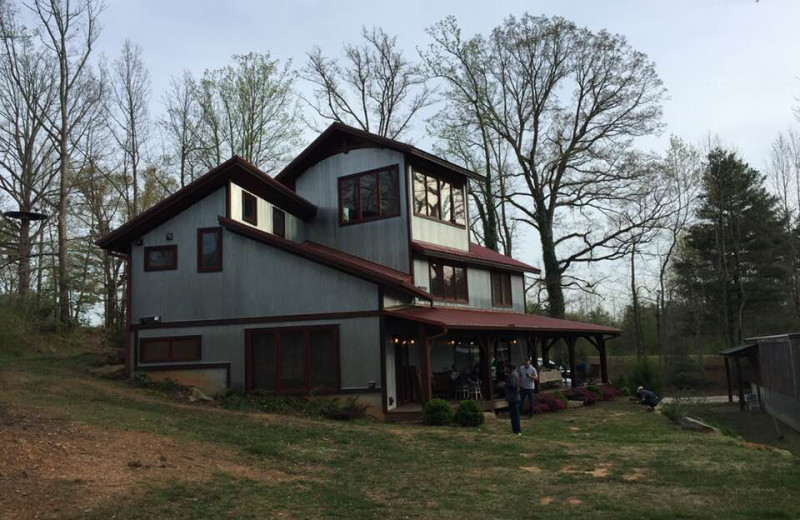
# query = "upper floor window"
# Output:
<box><xmin>413</xmin><ymin>170</ymin><xmax>466</xmax><ymax>226</ymax></box>
<box><xmin>430</xmin><ymin>260</ymin><xmax>468</xmax><ymax>302</ymax></box>
<box><xmin>273</xmin><ymin>207</ymin><xmax>286</xmax><ymax>238</ymax></box>
<box><xmin>144</xmin><ymin>245</ymin><xmax>177</xmax><ymax>272</ymax></box>
<box><xmin>491</xmin><ymin>271</ymin><xmax>513</xmax><ymax>307</ymax></box>
<box><xmin>197</xmin><ymin>228</ymin><xmax>222</xmax><ymax>272</ymax></box>
<box><xmin>242</xmin><ymin>191</ymin><xmax>258</xmax><ymax>225</ymax></box>
<box><xmin>140</xmin><ymin>335</ymin><xmax>201</xmax><ymax>364</ymax></box>
<box><xmin>338</xmin><ymin>165</ymin><xmax>400</xmax><ymax>225</ymax></box>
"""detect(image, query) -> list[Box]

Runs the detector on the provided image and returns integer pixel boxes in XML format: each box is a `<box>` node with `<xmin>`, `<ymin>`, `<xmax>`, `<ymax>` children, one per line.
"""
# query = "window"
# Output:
<box><xmin>140</xmin><ymin>336</ymin><xmax>201</xmax><ymax>363</ymax></box>
<box><xmin>197</xmin><ymin>228</ymin><xmax>222</xmax><ymax>272</ymax></box>
<box><xmin>338</xmin><ymin>165</ymin><xmax>400</xmax><ymax>225</ymax></box>
<box><xmin>144</xmin><ymin>245</ymin><xmax>177</xmax><ymax>271</ymax></box>
<box><xmin>429</xmin><ymin>260</ymin><xmax>468</xmax><ymax>302</ymax></box>
<box><xmin>413</xmin><ymin>169</ymin><xmax>466</xmax><ymax>226</ymax></box>
<box><xmin>247</xmin><ymin>326</ymin><xmax>339</xmax><ymax>394</ymax></box>
<box><xmin>273</xmin><ymin>207</ymin><xmax>286</xmax><ymax>238</ymax></box>
<box><xmin>242</xmin><ymin>191</ymin><xmax>257</xmax><ymax>225</ymax></box>
<box><xmin>491</xmin><ymin>271</ymin><xmax>513</xmax><ymax>307</ymax></box>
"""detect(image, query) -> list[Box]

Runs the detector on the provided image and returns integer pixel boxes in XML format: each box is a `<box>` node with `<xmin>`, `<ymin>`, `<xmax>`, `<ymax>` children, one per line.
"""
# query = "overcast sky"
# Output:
<box><xmin>93</xmin><ymin>0</ymin><xmax>800</xmax><ymax>313</ymax></box>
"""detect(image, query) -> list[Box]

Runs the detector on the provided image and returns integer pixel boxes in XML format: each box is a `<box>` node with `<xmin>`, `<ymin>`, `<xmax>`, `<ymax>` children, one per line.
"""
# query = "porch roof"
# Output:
<box><xmin>385</xmin><ymin>306</ymin><xmax>620</xmax><ymax>335</ymax></box>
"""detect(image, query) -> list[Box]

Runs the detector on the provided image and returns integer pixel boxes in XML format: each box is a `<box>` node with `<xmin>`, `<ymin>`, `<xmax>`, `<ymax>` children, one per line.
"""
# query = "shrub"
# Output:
<box><xmin>454</xmin><ymin>400</ymin><xmax>484</xmax><ymax>427</ymax></box>
<box><xmin>564</xmin><ymin>387</ymin><xmax>602</xmax><ymax>405</ymax></box>
<box><xmin>660</xmin><ymin>401</ymin><xmax>685</xmax><ymax>423</ymax></box>
<box><xmin>666</xmin><ymin>357</ymin><xmax>712</xmax><ymax>391</ymax></box>
<box><xmin>586</xmin><ymin>384</ymin><xmax>602</xmax><ymax>395</ymax></box>
<box><xmin>532</xmin><ymin>403</ymin><xmax>550</xmax><ymax>414</ymax></box>
<box><xmin>611</xmin><ymin>374</ymin><xmax>629</xmax><ymax>395</ymax></box>
<box><xmin>600</xmin><ymin>385</ymin><xmax>622</xmax><ymax>400</ymax></box>
<box><xmin>422</xmin><ymin>399</ymin><xmax>453</xmax><ymax>425</ymax></box>
<box><xmin>627</xmin><ymin>359</ymin><xmax>662</xmax><ymax>396</ymax></box>
<box><xmin>537</xmin><ymin>393</ymin><xmax>566</xmax><ymax>412</ymax></box>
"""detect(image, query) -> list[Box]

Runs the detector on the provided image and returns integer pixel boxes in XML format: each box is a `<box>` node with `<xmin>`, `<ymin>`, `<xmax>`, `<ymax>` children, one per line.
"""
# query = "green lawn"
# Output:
<box><xmin>1</xmin><ymin>353</ymin><xmax>799</xmax><ymax>520</ymax></box>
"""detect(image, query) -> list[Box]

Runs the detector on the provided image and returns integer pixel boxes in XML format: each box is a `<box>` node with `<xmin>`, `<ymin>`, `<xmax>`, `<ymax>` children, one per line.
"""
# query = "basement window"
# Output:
<box><xmin>140</xmin><ymin>336</ymin><xmax>201</xmax><ymax>363</ymax></box>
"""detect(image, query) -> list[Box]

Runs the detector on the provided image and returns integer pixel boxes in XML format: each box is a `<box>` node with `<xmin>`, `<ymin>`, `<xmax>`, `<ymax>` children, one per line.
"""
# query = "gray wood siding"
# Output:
<box><xmin>294</xmin><ymin>148</ymin><xmax>410</xmax><ymax>272</ymax></box>
<box><xmin>131</xmin><ymin>188</ymin><xmax>379</xmax><ymax>324</ymax></box>
<box><xmin>138</xmin><ymin>317</ymin><xmax>382</xmax><ymax>390</ymax></box>
<box><xmin>229</xmin><ymin>182</ymin><xmax>306</xmax><ymax>242</ymax></box>
<box><xmin>413</xmin><ymin>255</ymin><xmax>525</xmax><ymax>312</ymax></box>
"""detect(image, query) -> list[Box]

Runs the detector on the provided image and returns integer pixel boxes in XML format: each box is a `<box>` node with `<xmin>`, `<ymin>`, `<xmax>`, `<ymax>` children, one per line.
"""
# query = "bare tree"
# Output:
<box><xmin>195</xmin><ymin>53</ymin><xmax>299</xmax><ymax>173</ymax></box>
<box><xmin>105</xmin><ymin>39</ymin><xmax>150</xmax><ymax>218</ymax></box>
<box><xmin>424</xmin><ymin>15</ymin><xmax>667</xmax><ymax>317</ymax></box>
<box><xmin>768</xmin><ymin>130</ymin><xmax>800</xmax><ymax>314</ymax></box>
<box><xmin>301</xmin><ymin>26</ymin><xmax>433</xmax><ymax>139</ymax></box>
<box><xmin>0</xmin><ymin>6</ymin><xmax>58</xmax><ymax>297</ymax></box>
<box><xmin>22</xmin><ymin>0</ymin><xmax>104</xmax><ymax>324</ymax></box>
<box><xmin>161</xmin><ymin>71</ymin><xmax>199</xmax><ymax>188</ymax></box>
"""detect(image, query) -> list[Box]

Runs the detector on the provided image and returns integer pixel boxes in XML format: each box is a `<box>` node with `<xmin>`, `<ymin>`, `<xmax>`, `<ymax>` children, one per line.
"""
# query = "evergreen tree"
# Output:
<box><xmin>674</xmin><ymin>148</ymin><xmax>792</xmax><ymax>347</ymax></box>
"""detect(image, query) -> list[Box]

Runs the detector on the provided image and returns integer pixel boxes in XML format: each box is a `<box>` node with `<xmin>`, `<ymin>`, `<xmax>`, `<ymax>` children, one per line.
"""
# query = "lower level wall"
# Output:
<box><xmin>132</xmin><ymin>316</ymin><xmax>382</xmax><ymax>394</ymax></box>
<box><xmin>762</xmin><ymin>386</ymin><xmax>800</xmax><ymax>432</ymax></box>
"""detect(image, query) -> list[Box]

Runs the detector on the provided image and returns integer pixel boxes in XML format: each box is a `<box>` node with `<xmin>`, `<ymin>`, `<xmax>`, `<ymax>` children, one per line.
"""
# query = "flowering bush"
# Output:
<box><xmin>563</xmin><ymin>387</ymin><xmax>603</xmax><ymax>405</ymax></box>
<box><xmin>535</xmin><ymin>393</ymin><xmax>567</xmax><ymax>412</ymax></box>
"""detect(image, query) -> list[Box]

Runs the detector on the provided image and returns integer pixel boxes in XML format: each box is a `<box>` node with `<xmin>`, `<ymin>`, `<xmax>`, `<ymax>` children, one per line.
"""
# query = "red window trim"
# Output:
<box><xmin>244</xmin><ymin>325</ymin><xmax>340</xmax><ymax>395</ymax></box>
<box><xmin>144</xmin><ymin>245</ymin><xmax>178</xmax><ymax>272</ymax></box>
<box><xmin>429</xmin><ymin>259</ymin><xmax>469</xmax><ymax>303</ymax></box>
<box><xmin>242</xmin><ymin>191</ymin><xmax>258</xmax><ymax>226</ymax></box>
<box><xmin>272</xmin><ymin>206</ymin><xmax>286</xmax><ymax>238</ymax></box>
<box><xmin>413</xmin><ymin>169</ymin><xmax>467</xmax><ymax>228</ymax></box>
<box><xmin>491</xmin><ymin>270</ymin><xmax>513</xmax><ymax>307</ymax></box>
<box><xmin>197</xmin><ymin>227</ymin><xmax>223</xmax><ymax>272</ymax></box>
<box><xmin>338</xmin><ymin>164</ymin><xmax>401</xmax><ymax>226</ymax></box>
<box><xmin>139</xmin><ymin>335</ymin><xmax>202</xmax><ymax>364</ymax></box>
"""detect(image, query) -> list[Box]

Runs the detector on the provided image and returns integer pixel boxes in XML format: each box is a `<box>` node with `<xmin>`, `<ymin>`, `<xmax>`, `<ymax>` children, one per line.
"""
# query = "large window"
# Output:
<box><xmin>338</xmin><ymin>165</ymin><xmax>400</xmax><ymax>225</ymax></box>
<box><xmin>242</xmin><ymin>191</ymin><xmax>258</xmax><ymax>225</ymax></box>
<box><xmin>144</xmin><ymin>245</ymin><xmax>177</xmax><ymax>271</ymax></box>
<box><xmin>272</xmin><ymin>207</ymin><xmax>286</xmax><ymax>238</ymax></box>
<box><xmin>413</xmin><ymin>170</ymin><xmax>466</xmax><ymax>226</ymax></box>
<box><xmin>491</xmin><ymin>271</ymin><xmax>513</xmax><ymax>307</ymax></box>
<box><xmin>140</xmin><ymin>336</ymin><xmax>201</xmax><ymax>363</ymax></box>
<box><xmin>197</xmin><ymin>228</ymin><xmax>222</xmax><ymax>272</ymax></box>
<box><xmin>429</xmin><ymin>260</ymin><xmax>468</xmax><ymax>302</ymax></box>
<box><xmin>247</xmin><ymin>326</ymin><xmax>339</xmax><ymax>394</ymax></box>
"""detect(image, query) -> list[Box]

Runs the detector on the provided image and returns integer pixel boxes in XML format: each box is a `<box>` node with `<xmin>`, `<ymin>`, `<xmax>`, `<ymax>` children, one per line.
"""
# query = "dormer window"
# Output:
<box><xmin>338</xmin><ymin>165</ymin><xmax>400</xmax><ymax>225</ymax></box>
<box><xmin>413</xmin><ymin>170</ymin><xmax>466</xmax><ymax>226</ymax></box>
<box><xmin>242</xmin><ymin>191</ymin><xmax>257</xmax><ymax>225</ymax></box>
<box><xmin>273</xmin><ymin>207</ymin><xmax>286</xmax><ymax>238</ymax></box>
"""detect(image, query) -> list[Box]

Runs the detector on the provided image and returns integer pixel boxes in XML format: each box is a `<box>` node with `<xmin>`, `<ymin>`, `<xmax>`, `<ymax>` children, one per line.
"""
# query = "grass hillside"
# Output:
<box><xmin>1</xmin><ymin>348</ymin><xmax>799</xmax><ymax>519</ymax></box>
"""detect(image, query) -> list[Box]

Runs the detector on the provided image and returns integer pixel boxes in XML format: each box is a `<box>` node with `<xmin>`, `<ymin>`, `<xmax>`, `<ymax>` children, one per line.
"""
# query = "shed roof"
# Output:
<box><xmin>275</xmin><ymin>122</ymin><xmax>483</xmax><ymax>187</ymax></box>
<box><xmin>97</xmin><ymin>156</ymin><xmax>317</xmax><ymax>254</ymax></box>
<box><xmin>411</xmin><ymin>240</ymin><xmax>540</xmax><ymax>274</ymax></box>
<box><xmin>719</xmin><ymin>343</ymin><xmax>758</xmax><ymax>357</ymax></box>
<box><xmin>385</xmin><ymin>306</ymin><xmax>620</xmax><ymax>335</ymax></box>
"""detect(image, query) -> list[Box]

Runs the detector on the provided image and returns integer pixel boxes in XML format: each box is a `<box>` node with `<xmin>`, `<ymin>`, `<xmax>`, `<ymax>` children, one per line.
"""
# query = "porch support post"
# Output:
<box><xmin>542</xmin><ymin>337</ymin><xmax>551</xmax><ymax>367</ymax></box>
<box><xmin>478</xmin><ymin>334</ymin><xmax>493</xmax><ymax>401</ymax></box>
<box><xmin>734</xmin><ymin>356</ymin><xmax>745</xmax><ymax>411</ymax></box>
<box><xmin>421</xmin><ymin>334</ymin><xmax>432</xmax><ymax>403</ymax></box>
<box><xmin>529</xmin><ymin>335</ymin><xmax>539</xmax><ymax>393</ymax></box>
<box><xmin>724</xmin><ymin>357</ymin><xmax>733</xmax><ymax>403</ymax></box>
<box><xmin>567</xmin><ymin>335</ymin><xmax>577</xmax><ymax>388</ymax></box>
<box><xmin>597</xmin><ymin>334</ymin><xmax>609</xmax><ymax>384</ymax></box>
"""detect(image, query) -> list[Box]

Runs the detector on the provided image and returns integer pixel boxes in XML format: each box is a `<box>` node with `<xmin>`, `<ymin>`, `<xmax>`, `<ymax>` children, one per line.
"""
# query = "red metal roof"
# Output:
<box><xmin>219</xmin><ymin>217</ymin><xmax>429</xmax><ymax>300</ymax></box>
<box><xmin>411</xmin><ymin>240</ymin><xmax>540</xmax><ymax>274</ymax></box>
<box><xmin>385</xmin><ymin>306</ymin><xmax>620</xmax><ymax>335</ymax></box>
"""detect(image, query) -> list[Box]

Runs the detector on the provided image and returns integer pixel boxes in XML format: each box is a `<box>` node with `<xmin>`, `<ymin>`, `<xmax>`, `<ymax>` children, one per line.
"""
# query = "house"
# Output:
<box><xmin>722</xmin><ymin>334</ymin><xmax>800</xmax><ymax>432</ymax></box>
<box><xmin>97</xmin><ymin>122</ymin><xmax>619</xmax><ymax>419</ymax></box>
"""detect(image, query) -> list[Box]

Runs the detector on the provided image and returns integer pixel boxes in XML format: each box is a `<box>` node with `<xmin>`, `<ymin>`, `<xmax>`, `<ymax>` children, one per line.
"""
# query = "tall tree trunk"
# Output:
<box><xmin>630</xmin><ymin>243</ymin><xmax>644</xmax><ymax>359</ymax></box>
<box><xmin>17</xmin><ymin>218</ymin><xmax>31</xmax><ymax>298</ymax></box>
<box><xmin>57</xmin><ymin>120</ymin><xmax>70</xmax><ymax>324</ymax></box>
<box><xmin>539</xmin><ymin>219</ymin><xmax>564</xmax><ymax>317</ymax></box>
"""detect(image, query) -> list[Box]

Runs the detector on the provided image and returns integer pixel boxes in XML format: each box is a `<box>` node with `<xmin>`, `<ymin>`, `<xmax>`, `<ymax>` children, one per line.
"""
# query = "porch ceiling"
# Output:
<box><xmin>384</xmin><ymin>306</ymin><xmax>620</xmax><ymax>336</ymax></box>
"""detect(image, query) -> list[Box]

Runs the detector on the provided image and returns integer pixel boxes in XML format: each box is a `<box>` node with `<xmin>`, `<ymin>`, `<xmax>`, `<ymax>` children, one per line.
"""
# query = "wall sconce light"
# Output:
<box><xmin>409</xmin><ymin>339</ymin><xmax>415</xmax><ymax>345</ymax></box>
<box><xmin>138</xmin><ymin>315</ymin><xmax>162</xmax><ymax>324</ymax></box>
<box><xmin>166</xmin><ymin>233</ymin><xmax>173</xmax><ymax>241</ymax></box>
<box><xmin>392</xmin><ymin>336</ymin><xmax>400</xmax><ymax>344</ymax></box>
<box><xmin>368</xmin><ymin>380</ymin><xmax>376</xmax><ymax>389</ymax></box>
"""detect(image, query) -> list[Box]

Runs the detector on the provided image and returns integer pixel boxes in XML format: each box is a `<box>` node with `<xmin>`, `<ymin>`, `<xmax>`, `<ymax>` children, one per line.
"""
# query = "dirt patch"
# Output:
<box><xmin>0</xmin><ymin>406</ymin><xmax>304</xmax><ymax>520</ymax></box>
<box><xmin>623</xmin><ymin>468</ymin><xmax>647</xmax><ymax>481</ymax></box>
<box><xmin>520</xmin><ymin>465</ymin><xmax>542</xmax><ymax>473</ymax></box>
<box><xmin>567</xmin><ymin>497</ymin><xmax>583</xmax><ymax>505</ymax></box>
<box><xmin>539</xmin><ymin>497</ymin><xmax>554</xmax><ymax>505</ymax></box>
<box><xmin>561</xmin><ymin>462</ymin><xmax>613</xmax><ymax>478</ymax></box>
<box><xmin>568</xmin><ymin>426</ymin><xmax>581</xmax><ymax>432</ymax></box>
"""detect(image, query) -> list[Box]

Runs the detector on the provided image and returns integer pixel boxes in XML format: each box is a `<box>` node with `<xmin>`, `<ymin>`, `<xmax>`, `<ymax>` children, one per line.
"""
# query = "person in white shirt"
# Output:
<box><xmin>519</xmin><ymin>358</ymin><xmax>538</xmax><ymax>418</ymax></box>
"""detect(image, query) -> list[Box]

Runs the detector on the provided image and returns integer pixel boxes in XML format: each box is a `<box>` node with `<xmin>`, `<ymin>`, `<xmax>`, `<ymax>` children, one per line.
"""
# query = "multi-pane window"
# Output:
<box><xmin>247</xmin><ymin>326</ymin><xmax>339</xmax><ymax>394</ymax></box>
<box><xmin>413</xmin><ymin>170</ymin><xmax>466</xmax><ymax>226</ymax></box>
<box><xmin>429</xmin><ymin>260</ymin><xmax>468</xmax><ymax>302</ymax></box>
<box><xmin>491</xmin><ymin>271</ymin><xmax>513</xmax><ymax>307</ymax></box>
<box><xmin>144</xmin><ymin>245</ymin><xmax>177</xmax><ymax>271</ymax></box>
<box><xmin>242</xmin><ymin>191</ymin><xmax>257</xmax><ymax>225</ymax></box>
<box><xmin>338</xmin><ymin>165</ymin><xmax>400</xmax><ymax>224</ymax></box>
<box><xmin>140</xmin><ymin>336</ymin><xmax>201</xmax><ymax>363</ymax></box>
<box><xmin>272</xmin><ymin>207</ymin><xmax>286</xmax><ymax>238</ymax></box>
<box><xmin>197</xmin><ymin>228</ymin><xmax>222</xmax><ymax>272</ymax></box>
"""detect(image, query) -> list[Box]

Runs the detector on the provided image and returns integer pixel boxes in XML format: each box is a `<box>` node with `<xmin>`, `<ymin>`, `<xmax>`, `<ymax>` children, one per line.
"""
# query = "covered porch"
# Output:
<box><xmin>382</xmin><ymin>306</ymin><xmax>619</xmax><ymax>418</ymax></box>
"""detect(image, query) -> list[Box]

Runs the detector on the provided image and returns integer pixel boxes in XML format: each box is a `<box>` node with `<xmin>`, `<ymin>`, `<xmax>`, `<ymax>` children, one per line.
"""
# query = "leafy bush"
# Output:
<box><xmin>564</xmin><ymin>387</ymin><xmax>602</xmax><ymax>405</ymax></box>
<box><xmin>422</xmin><ymin>399</ymin><xmax>453</xmax><ymax>425</ymax></box>
<box><xmin>660</xmin><ymin>401</ymin><xmax>684</xmax><ymax>423</ymax></box>
<box><xmin>600</xmin><ymin>385</ymin><xmax>622</xmax><ymax>400</ymax></box>
<box><xmin>627</xmin><ymin>359</ymin><xmax>662</xmax><ymax>396</ymax></box>
<box><xmin>586</xmin><ymin>384</ymin><xmax>602</xmax><ymax>395</ymax></box>
<box><xmin>611</xmin><ymin>374</ymin><xmax>630</xmax><ymax>396</ymax></box>
<box><xmin>537</xmin><ymin>393</ymin><xmax>567</xmax><ymax>412</ymax></box>
<box><xmin>454</xmin><ymin>400</ymin><xmax>484</xmax><ymax>427</ymax></box>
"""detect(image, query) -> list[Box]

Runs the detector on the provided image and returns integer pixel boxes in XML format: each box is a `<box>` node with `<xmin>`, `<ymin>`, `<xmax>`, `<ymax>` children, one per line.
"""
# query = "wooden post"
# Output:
<box><xmin>597</xmin><ymin>334</ymin><xmax>609</xmax><ymax>383</ymax></box>
<box><xmin>734</xmin><ymin>356</ymin><xmax>745</xmax><ymax>411</ymax></box>
<box><xmin>421</xmin><ymin>337</ymin><xmax>432</xmax><ymax>403</ymax></box>
<box><xmin>479</xmin><ymin>335</ymin><xmax>493</xmax><ymax>401</ymax></box>
<box><xmin>542</xmin><ymin>338</ymin><xmax>551</xmax><ymax>367</ymax></box>
<box><xmin>724</xmin><ymin>357</ymin><xmax>733</xmax><ymax>403</ymax></box>
<box><xmin>528</xmin><ymin>335</ymin><xmax>539</xmax><ymax>393</ymax></box>
<box><xmin>567</xmin><ymin>336</ymin><xmax>577</xmax><ymax>388</ymax></box>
